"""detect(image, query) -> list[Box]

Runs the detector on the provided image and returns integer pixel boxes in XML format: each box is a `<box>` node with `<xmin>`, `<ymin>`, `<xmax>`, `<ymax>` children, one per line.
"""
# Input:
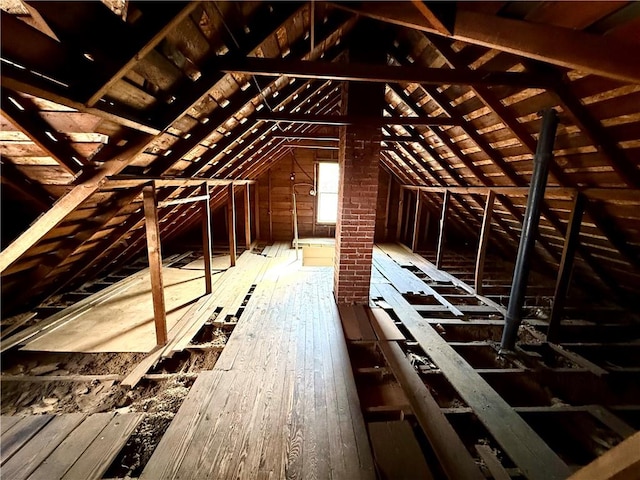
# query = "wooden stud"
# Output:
<box><xmin>475</xmin><ymin>190</ymin><xmax>496</xmax><ymax>295</ymax></box>
<box><xmin>201</xmin><ymin>183</ymin><xmax>213</xmax><ymax>295</ymax></box>
<box><xmin>254</xmin><ymin>180</ymin><xmax>261</xmax><ymax>241</ymax></box>
<box><xmin>268</xmin><ymin>170</ymin><xmax>273</xmax><ymax>242</ymax></box>
<box><xmin>384</xmin><ymin>171</ymin><xmax>393</xmax><ymax>241</ymax></box>
<box><xmin>547</xmin><ymin>193</ymin><xmax>585</xmax><ymax>342</ymax></box>
<box><xmin>411</xmin><ymin>190</ymin><xmax>422</xmax><ymax>252</ymax></box>
<box><xmin>396</xmin><ymin>186</ymin><xmax>405</xmax><ymax>241</ymax></box>
<box><xmin>228</xmin><ymin>183</ymin><xmax>237</xmax><ymax>267</ymax></box>
<box><xmin>436</xmin><ymin>190</ymin><xmax>450</xmax><ymax>269</ymax></box>
<box><xmin>143</xmin><ymin>184</ymin><xmax>168</xmax><ymax>346</ymax></box>
<box><xmin>244</xmin><ymin>184</ymin><xmax>252</xmax><ymax>250</ymax></box>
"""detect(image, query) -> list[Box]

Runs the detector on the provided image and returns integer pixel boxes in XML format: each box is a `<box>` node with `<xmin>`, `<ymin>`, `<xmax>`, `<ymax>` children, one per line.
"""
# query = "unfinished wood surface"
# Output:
<box><xmin>244</xmin><ymin>183</ymin><xmax>252</xmax><ymax>249</ymax></box>
<box><xmin>367</xmin><ymin>307</ymin><xmax>405</xmax><ymax>341</ymax></box>
<box><xmin>374</xmin><ymin>282</ymin><xmax>571</xmax><ymax>480</ymax></box>
<box><xmin>143</xmin><ymin>184</ymin><xmax>168</xmax><ymax>346</ymax></box>
<box><xmin>142</xmin><ymin>249</ymin><xmax>374</xmax><ymax>479</ymax></box>
<box><xmin>567</xmin><ymin>431</ymin><xmax>640</xmax><ymax>480</ymax></box>
<box><xmin>228</xmin><ymin>183</ymin><xmax>237</xmax><ymax>267</ymax></box>
<box><xmin>2</xmin><ymin>413</ymin><xmax>85</xmax><ymax>480</ymax></box>
<box><xmin>436</xmin><ymin>190</ymin><xmax>450</xmax><ymax>269</ymax></box>
<box><xmin>1</xmin><ymin>415</ymin><xmax>52</xmax><ymax>465</ymax></box>
<box><xmin>475</xmin><ymin>190</ymin><xmax>495</xmax><ymax>295</ymax></box>
<box><xmin>368</xmin><ymin>421</ymin><xmax>435</xmax><ymax>480</ymax></box>
<box><xmin>23</xmin><ymin>267</ymin><xmax>206</xmax><ymax>353</ymax></box>
<box><xmin>373</xmin><ymin>247</ymin><xmax>426</xmax><ymax>294</ymax></box>
<box><xmin>375</xmin><ymin>331</ymin><xmax>485</xmax><ymax>480</ymax></box>
<box><xmin>201</xmin><ymin>183</ymin><xmax>213</xmax><ymax>294</ymax></box>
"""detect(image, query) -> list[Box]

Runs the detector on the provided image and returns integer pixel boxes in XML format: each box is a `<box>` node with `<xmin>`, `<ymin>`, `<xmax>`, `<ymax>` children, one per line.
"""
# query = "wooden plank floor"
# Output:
<box><xmin>0</xmin><ymin>412</ymin><xmax>142</xmax><ymax>480</ymax></box>
<box><xmin>142</xmin><ymin>245</ymin><xmax>375</xmax><ymax>480</ymax></box>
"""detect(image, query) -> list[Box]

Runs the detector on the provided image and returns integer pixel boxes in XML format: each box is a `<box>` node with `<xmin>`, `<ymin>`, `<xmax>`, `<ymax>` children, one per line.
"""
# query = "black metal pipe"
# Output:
<box><xmin>500</xmin><ymin>109</ymin><xmax>559</xmax><ymax>351</ymax></box>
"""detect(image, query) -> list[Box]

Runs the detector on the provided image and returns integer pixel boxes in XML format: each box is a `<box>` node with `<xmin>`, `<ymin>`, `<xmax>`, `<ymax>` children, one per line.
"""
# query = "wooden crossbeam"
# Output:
<box><xmin>257</xmin><ymin>113</ymin><xmax>459</xmax><ymax>126</ymax></box>
<box><xmin>333</xmin><ymin>2</ymin><xmax>640</xmax><ymax>83</ymax></box>
<box><xmin>219</xmin><ymin>57</ymin><xmax>555</xmax><ymax>87</ymax></box>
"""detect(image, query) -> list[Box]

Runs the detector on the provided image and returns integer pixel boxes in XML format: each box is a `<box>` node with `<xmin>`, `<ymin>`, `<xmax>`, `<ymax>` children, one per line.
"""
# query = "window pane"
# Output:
<box><xmin>317</xmin><ymin>193</ymin><xmax>338</xmax><ymax>223</ymax></box>
<box><xmin>318</xmin><ymin>162</ymin><xmax>339</xmax><ymax>193</ymax></box>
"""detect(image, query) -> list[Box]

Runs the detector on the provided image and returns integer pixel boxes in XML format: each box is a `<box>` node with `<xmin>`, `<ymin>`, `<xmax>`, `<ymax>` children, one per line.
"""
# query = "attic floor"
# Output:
<box><xmin>1</xmin><ymin>242</ymin><xmax>639</xmax><ymax>479</ymax></box>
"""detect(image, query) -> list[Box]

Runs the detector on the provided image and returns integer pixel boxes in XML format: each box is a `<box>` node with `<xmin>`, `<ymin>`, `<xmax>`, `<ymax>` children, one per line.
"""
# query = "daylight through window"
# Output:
<box><xmin>316</xmin><ymin>162</ymin><xmax>339</xmax><ymax>223</ymax></box>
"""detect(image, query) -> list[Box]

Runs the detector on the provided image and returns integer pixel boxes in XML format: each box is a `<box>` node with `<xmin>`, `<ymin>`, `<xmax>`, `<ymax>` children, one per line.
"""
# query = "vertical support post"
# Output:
<box><xmin>547</xmin><ymin>193</ymin><xmax>585</xmax><ymax>342</ymax></box>
<box><xmin>423</xmin><ymin>210</ymin><xmax>431</xmax><ymax>246</ymax></box>
<box><xmin>436</xmin><ymin>190</ymin><xmax>450</xmax><ymax>269</ymax></box>
<box><xmin>201</xmin><ymin>183</ymin><xmax>213</xmax><ymax>294</ymax></box>
<box><xmin>254</xmin><ymin>181</ymin><xmax>261</xmax><ymax>241</ymax></box>
<box><xmin>244</xmin><ymin>183</ymin><xmax>252</xmax><ymax>250</ymax></box>
<box><xmin>268</xmin><ymin>169</ymin><xmax>273</xmax><ymax>242</ymax></box>
<box><xmin>142</xmin><ymin>184</ymin><xmax>167</xmax><ymax>346</ymax></box>
<box><xmin>501</xmin><ymin>109</ymin><xmax>559</xmax><ymax>351</ymax></box>
<box><xmin>411</xmin><ymin>191</ymin><xmax>422</xmax><ymax>252</ymax></box>
<box><xmin>396</xmin><ymin>186</ymin><xmax>405</xmax><ymax>241</ymax></box>
<box><xmin>384</xmin><ymin>171</ymin><xmax>392</xmax><ymax>241</ymax></box>
<box><xmin>227</xmin><ymin>183</ymin><xmax>237</xmax><ymax>267</ymax></box>
<box><xmin>475</xmin><ymin>190</ymin><xmax>496</xmax><ymax>295</ymax></box>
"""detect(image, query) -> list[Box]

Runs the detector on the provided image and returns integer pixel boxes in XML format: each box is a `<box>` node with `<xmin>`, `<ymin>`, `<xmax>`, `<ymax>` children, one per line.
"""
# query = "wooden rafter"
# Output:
<box><xmin>1</xmin><ymin>87</ymin><xmax>85</xmax><ymax>175</ymax></box>
<box><xmin>333</xmin><ymin>2</ymin><xmax>640</xmax><ymax>83</ymax></box>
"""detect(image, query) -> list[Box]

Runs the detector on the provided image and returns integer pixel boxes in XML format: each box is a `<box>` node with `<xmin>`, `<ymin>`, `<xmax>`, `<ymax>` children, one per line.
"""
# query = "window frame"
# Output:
<box><xmin>315</xmin><ymin>161</ymin><xmax>340</xmax><ymax>225</ymax></box>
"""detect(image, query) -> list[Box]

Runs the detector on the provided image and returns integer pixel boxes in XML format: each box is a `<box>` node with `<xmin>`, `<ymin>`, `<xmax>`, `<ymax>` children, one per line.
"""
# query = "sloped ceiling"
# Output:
<box><xmin>1</xmin><ymin>1</ymin><xmax>639</xmax><ymax>314</ymax></box>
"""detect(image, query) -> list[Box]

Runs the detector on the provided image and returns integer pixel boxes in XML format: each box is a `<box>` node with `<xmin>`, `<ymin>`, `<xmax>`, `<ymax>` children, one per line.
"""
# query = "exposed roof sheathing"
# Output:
<box><xmin>1</xmin><ymin>1</ymin><xmax>639</xmax><ymax>314</ymax></box>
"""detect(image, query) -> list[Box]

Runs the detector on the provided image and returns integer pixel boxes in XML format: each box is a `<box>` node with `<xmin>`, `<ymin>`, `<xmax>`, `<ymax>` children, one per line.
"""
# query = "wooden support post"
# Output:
<box><xmin>411</xmin><ymin>191</ymin><xmax>422</xmax><ymax>251</ymax></box>
<box><xmin>396</xmin><ymin>186</ymin><xmax>405</xmax><ymax>241</ymax></box>
<box><xmin>547</xmin><ymin>193</ymin><xmax>585</xmax><ymax>342</ymax></box>
<box><xmin>384</xmin><ymin>170</ymin><xmax>392</xmax><ymax>241</ymax></box>
<box><xmin>422</xmin><ymin>209</ymin><xmax>431</xmax><ymax>246</ymax></box>
<box><xmin>268</xmin><ymin>170</ymin><xmax>273</xmax><ymax>242</ymax></box>
<box><xmin>436</xmin><ymin>190</ymin><xmax>450</xmax><ymax>269</ymax></box>
<box><xmin>228</xmin><ymin>183</ymin><xmax>237</xmax><ymax>267</ymax></box>
<box><xmin>475</xmin><ymin>190</ymin><xmax>496</xmax><ymax>295</ymax></box>
<box><xmin>254</xmin><ymin>180</ymin><xmax>261</xmax><ymax>241</ymax></box>
<box><xmin>201</xmin><ymin>183</ymin><xmax>213</xmax><ymax>294</ymax></box>
<box><xmin>143</xmin><ymin>184</ymin><xmax>168</xmax><ymax>346</ymax></box>
<box><xmin>244</xmin><ymin>183</ymin><xmax>252</xmax><ymax>250</ymax></box>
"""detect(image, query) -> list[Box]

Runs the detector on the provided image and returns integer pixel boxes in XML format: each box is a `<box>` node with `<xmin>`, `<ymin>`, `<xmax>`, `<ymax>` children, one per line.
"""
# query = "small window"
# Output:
<box><xmin>316</xmin><ymin>162</ymin><xmax>339</xmax><ymax>224</ymax></box>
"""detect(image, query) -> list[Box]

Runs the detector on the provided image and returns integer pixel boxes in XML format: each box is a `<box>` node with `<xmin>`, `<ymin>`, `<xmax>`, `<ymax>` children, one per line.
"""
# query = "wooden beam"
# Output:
<box><xmin>376</xmin><ymin>283</ymin><xmax>570</xmax><ymax>480</ymax></box>
<box><xmin>376</xmin><ymin>326</ymin><xmax>485</xmax><ymax>480</ymax></box>
<box><xmin>0</xmin><ymin>87</ymin><xmax>85</xmax><ymax>175</ymax></box>
<box><xmin>396</xmin><ymin>186</ymin><xmax>405</xmax><ymax>241</ymax></box>
<box><xmin>411</xmin><ymin>191</ymin><xmax>422</xmax><ymax>252</ymax></box>
<box><xmin>228</xmin><ymin>183</ymin><xmax>237</xmax><ymax>267</ymax></box>
<box><xmin>411</xmin><ymin>1</ymin><xmax>454</xmax><ymax>35</ymax></box>
<box><xmin>106</xmin><ymin>176</ymin><xmax>255</xmax><ymax>188</ymax></box>
<box><xmin>567</xmin><ymin>431</ymin><xmax>640</xmax><ymax>480</ymax></box>
<box><xmin>257</xmin><ymin>113</ymin><xmax>460</xmax><ymax>127</ymax></box>
<box><xmin>244</xmin><ymin>184</ymin><xmax>252</xmax><ymax>250</ymax></box>
<box><xmin>0</xmin><ymin>133</ymin><xmax>151</xmax><ymax>273</ymax></box>
<box><xmin>475</xmin><ymin>190</ymin><xmax>495</xmax><ymax>295</ymax></box>
<box><xmin>201</xmin><ymin>183</ymin><xmax>213</xmax><ymax>295</ymax></box>
<box><xmin>435</xmin><ymin>190</ymin><xmax>450</xmax><ymax>269</ymax></box>
<box><xmin>86</xmin><ymin>2</ymin><xmax>200</xmax><ymax>106</ymax></box>
<box><xmin>142</xmin><ymin>184</ymin><xmax>168</xmax><ymax>346</ymax></box>
<box><xmin>333</xmin><ymin>2</ymin><xmax>640</xmax><ymax>83</ymax></box>
<box><xmin>219</xmin><ymin>57</ymin><xmax>554</xmax><ymax>87</ymax></box>
<box><xmin>253</xmin><ymin>180</ymin><xmax>261</xmax><ymax>241</ymax></box>
<box><xmin>157</xmin><ymin>194</ymin><xmax>209</xmax><ymax>208</ymax></box>
<box><xmin>268</xmin><ymin>170</ymin><xmax>273</xmax><ymax>242</ymax></box>
<box><xmin>547</xmin><ymin>193</ymin><xmax>585</xmax><ymax>343</ymax></box>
